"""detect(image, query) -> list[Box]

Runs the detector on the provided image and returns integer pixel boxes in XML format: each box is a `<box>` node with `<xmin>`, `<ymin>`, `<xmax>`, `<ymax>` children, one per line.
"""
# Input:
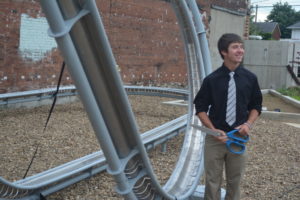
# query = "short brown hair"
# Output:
<box><xmin>218</xmin><ymin>33</ymin><xmax>243</xmax><ymax>59</ymax></box>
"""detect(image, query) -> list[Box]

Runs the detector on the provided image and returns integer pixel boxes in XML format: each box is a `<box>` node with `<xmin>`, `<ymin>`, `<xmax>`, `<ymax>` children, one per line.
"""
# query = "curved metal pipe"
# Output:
<box><xmin>0</xmin><ymin>0</ymin><xmax>211</xmax><ymax>199</ymax></box>
<box><xmin>40</xmin><ymin>1</ymin><xmax>137</xmax><ymax>199</ymax></box>
<box><xmin>162</xmin><ymin>0</ymin><xmax>205</xmax><ymax>198</ymax></box>
<box><xmin>186</xmin><ymin>0</ymin><xmax>212</xmax><ymax>77</ymax></box>
<box><xmin>39</xmin><ymin>0</ymin><xmax>209</xmax><ymax>199</ymax></box>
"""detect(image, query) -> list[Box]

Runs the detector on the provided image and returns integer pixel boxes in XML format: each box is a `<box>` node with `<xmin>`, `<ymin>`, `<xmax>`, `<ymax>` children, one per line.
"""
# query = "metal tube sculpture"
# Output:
<box><xmin>0</xmin><ymin>0</ymin><xmax>212</xmax><ymax>199</ymax></box>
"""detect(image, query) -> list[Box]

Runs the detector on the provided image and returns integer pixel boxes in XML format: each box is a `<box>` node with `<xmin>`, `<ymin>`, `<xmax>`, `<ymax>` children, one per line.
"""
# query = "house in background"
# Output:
<box><xmin>252</xmin><ymin>22</ymin><xmax>281</xmax><ymax>40</ymax></box>
<box><xmin>287</xmin><ymin>21</ymin><xmax>300</xmax><ymax>40</ymax></box>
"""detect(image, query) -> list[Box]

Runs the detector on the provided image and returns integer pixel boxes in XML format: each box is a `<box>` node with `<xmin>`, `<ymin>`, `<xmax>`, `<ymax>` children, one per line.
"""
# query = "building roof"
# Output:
<box><xmin>287</xmin><ymin>21</ymin><xmax>300</xmax><ymax>29</ymax></box>
<box><xmin>252</xmin><ymin>22</ymin><xmax>279</xmax><ymax>33</ymax></box>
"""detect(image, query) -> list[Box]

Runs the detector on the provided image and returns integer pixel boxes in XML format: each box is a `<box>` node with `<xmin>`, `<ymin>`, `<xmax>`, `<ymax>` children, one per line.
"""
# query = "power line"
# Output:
<box><xmin>251</xmin><ymin>0</ymin><xmax>270</xmax><ymax>4</ymax></box>
<box><xmin>252</xmin><ymin>4</ymin><xmax>300</xmax><ymax>22</ymax></box>
<box><xmin>255</xmin><ymin>5</ymin><xmax>300</xmax><ymax>8</ymax></box>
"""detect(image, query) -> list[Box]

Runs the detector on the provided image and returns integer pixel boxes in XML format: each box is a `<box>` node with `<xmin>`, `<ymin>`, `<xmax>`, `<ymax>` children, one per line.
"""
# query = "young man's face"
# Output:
<box><xmin>221</xmin><ymin>42</ymin><xmax>244</xmax><ymax>65</ymax></box>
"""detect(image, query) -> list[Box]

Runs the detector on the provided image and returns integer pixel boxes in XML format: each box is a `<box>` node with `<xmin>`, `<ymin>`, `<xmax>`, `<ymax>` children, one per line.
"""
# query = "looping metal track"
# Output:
<box><xmin>0</xmin><ymin>0</ymin><xmax>212</xmax><ymax>199</ymax></box>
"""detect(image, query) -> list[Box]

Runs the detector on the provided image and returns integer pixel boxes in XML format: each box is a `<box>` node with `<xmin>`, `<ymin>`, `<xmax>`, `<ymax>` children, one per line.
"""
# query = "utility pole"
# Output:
<box><xmin>251</xmin><ymin>0</ymin><xmax>269</xmax><ymax>22</ymax></box>
<box><xmin>255</xmin><ymin>4</ymin><xmax>258</xmax><ymax>22</ymax></box>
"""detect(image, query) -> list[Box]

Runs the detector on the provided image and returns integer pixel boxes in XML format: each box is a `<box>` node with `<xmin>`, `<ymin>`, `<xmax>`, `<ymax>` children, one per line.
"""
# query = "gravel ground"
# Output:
<box><xmin>0</xmin><ymin>94</ymin><xmax>299</xmax><ymax>199</ymax></box>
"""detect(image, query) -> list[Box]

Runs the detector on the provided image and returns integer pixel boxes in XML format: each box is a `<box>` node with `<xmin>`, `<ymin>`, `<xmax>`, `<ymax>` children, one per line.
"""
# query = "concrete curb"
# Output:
<box><xmin>261</xmin><ymin>111</ymin><xmax>300</xmax><ymax>123</ymax></box>
<box><xmin>163</xmin><ymin>89</ymin><xmax>300</xmax><ymax>122</ymax></box>
<box><xmin>268</xmin><ymin>89</ymin><xmax>300</xmax><ymax>109</ymax></box>
<box><xmin>261</xmin><ymin>89</ymin><xmax>300</xmax><ymax>122</ymax></box>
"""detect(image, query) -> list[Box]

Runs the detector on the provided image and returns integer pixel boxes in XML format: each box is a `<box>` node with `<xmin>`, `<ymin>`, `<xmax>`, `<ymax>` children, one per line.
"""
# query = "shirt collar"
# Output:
<box><xmin>221</xmin><ymin>63</ymin><xmax>243</xmax><ymax>76</ymax></box>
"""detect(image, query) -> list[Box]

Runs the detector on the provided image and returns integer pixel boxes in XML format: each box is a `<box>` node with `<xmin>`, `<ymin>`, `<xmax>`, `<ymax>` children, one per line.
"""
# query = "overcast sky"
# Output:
<box><xmin>251</xmin><ymin>0</ymin><xmax>300</xmax><ymax>22</ymax></box>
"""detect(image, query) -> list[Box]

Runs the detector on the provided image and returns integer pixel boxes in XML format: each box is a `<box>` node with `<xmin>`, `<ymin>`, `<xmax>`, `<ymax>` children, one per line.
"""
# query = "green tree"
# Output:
<box><xmin>249</xmin><ymin>15</ymin><xmax>272</xmax><ymax>40</ymax></box>
<box><xmin>260</xmin><ymin>32</ymin><xmax>273</xmax><ymax>40</ymax></box>
<box><xmin>266</xmin><ymin>2</ymin><xmax>300</xmax><ymax>38</ymax></box>
<box><xmin>249</xmin><ymin>15</ymin><xmax>259</xmax><ymax>35</ymax></box>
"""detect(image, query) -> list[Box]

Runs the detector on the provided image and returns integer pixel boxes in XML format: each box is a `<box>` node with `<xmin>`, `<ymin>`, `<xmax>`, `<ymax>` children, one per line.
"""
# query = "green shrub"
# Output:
<box><xmin>277</xmin><ymin>87</ymin><xmax>300</xmax><ymax>101</ymax></box>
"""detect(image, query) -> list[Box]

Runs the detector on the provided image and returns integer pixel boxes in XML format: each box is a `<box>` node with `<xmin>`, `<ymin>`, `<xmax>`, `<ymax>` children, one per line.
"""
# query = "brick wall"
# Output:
<box><xmin>0</xmin><ymin>0</ymin><xmax>248</xmax><ymax>94</ymax></box>
<box><xmin>98</xmin><ymin>0</ymin><xmax>187</xmax><ymax>86</ymax></box>
<box><xmin>0</xmin><ymin>0</ymin><xmax>70</xmax><ymax>93</ymax></box>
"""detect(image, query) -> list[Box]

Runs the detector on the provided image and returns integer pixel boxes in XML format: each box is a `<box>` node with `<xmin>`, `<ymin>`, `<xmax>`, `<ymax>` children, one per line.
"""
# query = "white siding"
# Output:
<box><xmin>291</xmin><ymin>29</ymin><xmax>300</xmax><ymax>40</ymax></box>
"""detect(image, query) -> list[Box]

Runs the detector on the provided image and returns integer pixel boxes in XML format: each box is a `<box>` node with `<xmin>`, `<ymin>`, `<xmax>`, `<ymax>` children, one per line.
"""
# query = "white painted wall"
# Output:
<box><xmin>19</xmin><ymin>14</ymin><xmax>57</xmax><ymax>61</ymax></box>
<box><xmin>208</xmin><ymin>8</ymin><xmax>246</xmax><ymax>71</ymax></box>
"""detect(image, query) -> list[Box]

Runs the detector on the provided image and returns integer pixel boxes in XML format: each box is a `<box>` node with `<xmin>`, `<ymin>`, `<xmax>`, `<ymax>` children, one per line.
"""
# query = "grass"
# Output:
<box><xmin>277</xmin><ymin>86</ymin><xmax>300</xmax><ymax>101</ymax></box>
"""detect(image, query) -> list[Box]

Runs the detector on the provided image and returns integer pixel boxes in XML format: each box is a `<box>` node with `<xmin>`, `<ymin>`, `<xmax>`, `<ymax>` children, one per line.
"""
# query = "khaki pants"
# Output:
<box><xmin>204</xmin><ymin>135</ymin><xmax>247</xmax><ymax>200</ymax></box>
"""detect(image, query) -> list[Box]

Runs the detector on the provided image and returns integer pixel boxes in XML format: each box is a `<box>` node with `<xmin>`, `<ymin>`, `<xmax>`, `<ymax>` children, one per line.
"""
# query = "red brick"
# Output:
<box><xmin>0</xmin><ymin>0</ymin><xmax>248</xmax><ymax>93</ymax></box>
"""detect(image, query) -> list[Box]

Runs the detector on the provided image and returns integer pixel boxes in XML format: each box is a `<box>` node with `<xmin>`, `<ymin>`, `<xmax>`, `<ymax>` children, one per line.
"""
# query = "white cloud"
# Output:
<box><xmin>252</xmin><ymin>0</ymin><xmax>300</xmax><ymax>22</ymax></box>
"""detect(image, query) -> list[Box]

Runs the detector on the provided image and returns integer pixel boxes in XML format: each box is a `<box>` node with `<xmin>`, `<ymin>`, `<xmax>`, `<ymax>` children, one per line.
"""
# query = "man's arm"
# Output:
<box><xmin>198</xmin><ymin>112</ymin><xmax>228</xmax><ymax>143</ymax></box>
<box><xmin>238</xmin><ymin>76</ymin><xmax>262</xmax><ymax>136</ymax></box>
<box><xmin>197</xmin><ymin>112</ymin><xmax>215</xmax><ymax>129</ymax></box>
<box><xmin>236</xmin><ymin>109</ymin><xmax>259</xmax><ymax>136</ymax></box>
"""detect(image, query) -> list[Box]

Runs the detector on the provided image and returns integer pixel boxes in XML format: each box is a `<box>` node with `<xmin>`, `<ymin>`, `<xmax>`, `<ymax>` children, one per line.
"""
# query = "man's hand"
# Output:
<box><xmin>235</xmin><ymin>123</ymin><xmax>250</xmax><ymax>136</ymax></box>
<box><xmin>213</xmin><ymin>129</ymin><xmax>228</xmax><ymax>143</ymax></box>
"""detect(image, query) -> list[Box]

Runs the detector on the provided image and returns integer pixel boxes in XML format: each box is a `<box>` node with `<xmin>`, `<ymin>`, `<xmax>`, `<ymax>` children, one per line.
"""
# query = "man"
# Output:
<box><xmin>194</xmin><ymin>33</ymin><xmax>262</xmax><ymax>200</ymax></box>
